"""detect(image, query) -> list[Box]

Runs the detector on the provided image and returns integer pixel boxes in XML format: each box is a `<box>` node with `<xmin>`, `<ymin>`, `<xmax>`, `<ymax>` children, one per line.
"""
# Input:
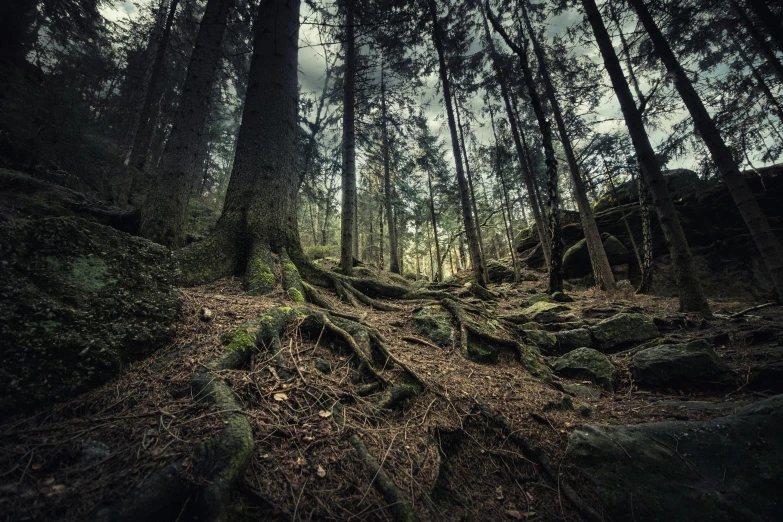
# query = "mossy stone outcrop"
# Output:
<box><xmin>0</xmin><ymin>217</ymin><xmax>180</xmax><ymax>415</ymax></box>
<box><xmin>523</xmin><ymin>301</ymin><xmax>571</xmax><ymax>323</ymax></box>
<box><xmin>413</xmin><ymin>305</ymin><xmax>453</xmax><ymax>346</ymax></box>
<box><xmin>630</xmin><ymin>340</ymin><xmax>732</xmax><ymax>387</ymax></box>
<box><xmin>486</xmin><ymin>259</ymin><xmax>515</xmax><ymax>283</ymax></box>
<box><xmin>552</xmin><ymin>348</ymin><xmax>617</xmax><ymax>391</ymax></box>
<box><xmin>589</xmin><ymin>312</ymin><xmax>660</xmax><ymax>352</ymax></box>
<box><xmin>523</xmin><ymin>329</ymin><xmax>558</xmax><ymax>355</ymax></box>
<box><xmin>568</xmin><ymin>394</ymin><xmax>783</xmax><ymax>521</ymax></box>
<box><xmin>556</xmin><ymin>328</ymin><xmax>593</xmax><ymax>352</ymax></box>
<box><xmin>562</xmin><ymin>234</ymin><xmax>629</xmax><ymax>279</ymax></box>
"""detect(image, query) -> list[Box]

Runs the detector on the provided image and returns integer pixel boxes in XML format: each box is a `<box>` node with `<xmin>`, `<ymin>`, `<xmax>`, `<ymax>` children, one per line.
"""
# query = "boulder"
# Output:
<box><xmin>0</xmin><ymin>217</ymin><xmax>180</xmax><ymax>415</ymax></box>
<box><xmin>590</xmin><ymin>312</ymin><xmax>660</xmax><ymax>352</ymax></box>
<box><xmin>412</xmin><ymin>305</ymin><xmax>453</xmax><ymax>346</ymax></box>
<box><xmin>556</xmin><ymin>328</ymin><xmax>593</xmax><ymax>352</ymax></box>
<box><xmin>551</xmin><ymin>348</ymin><xmax>617</xmax><ymax>391</ymax></box>
<box><xmin>562</xmin><ymin>234</ymin><xmax>630</xmax><ymax>279</ymax></box>
<box><xmin>550</xmin><ymin>291</ymin><xmax>574</xmax><ymax>303</ymax></box>
<box><xmin>523</xmin><ymin>329</ymin><xmax>558</xmax><ymax>355</ymax></box>
<box><xmin>567</xmin><ymin>395</ymin><xmax>783</xmax><ymax>522</ymax></box>
<box><xmin>630</xmin><ymin>340</ymin><xmax>732</xmax><ymax>387</ymax></box>
<box><xmin>561</xmin><ymin>382</ymin><xmax>602</xmax><ymax>399</ymax></box>
<box><xmin>523</xmin><ymin>301</ymin><xmax>571</xmax><ymax>323</ymax></box>
<box><xmin>486</xmin><ymin>259</ymin><xmax>515</xmax><ymax>283</ymax></box>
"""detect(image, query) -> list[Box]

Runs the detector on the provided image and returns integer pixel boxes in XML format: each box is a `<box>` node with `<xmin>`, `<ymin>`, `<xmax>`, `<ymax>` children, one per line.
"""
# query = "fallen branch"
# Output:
<box><xmin>728</xmin><ymin>302</ymin><xmax>777</xmax><ymax>319</ymax></box>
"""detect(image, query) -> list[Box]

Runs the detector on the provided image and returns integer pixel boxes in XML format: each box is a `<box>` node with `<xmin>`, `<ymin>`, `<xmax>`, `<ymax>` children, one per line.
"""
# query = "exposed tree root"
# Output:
<box><xmin>473</xmin><ymin>398</ymin><xmax>603</xmax><ymax>522</ymax></box>
<box><xmin>349</xmin><ymin>434</ymin><xmax>420</xmax><ymax>522</ymax></box>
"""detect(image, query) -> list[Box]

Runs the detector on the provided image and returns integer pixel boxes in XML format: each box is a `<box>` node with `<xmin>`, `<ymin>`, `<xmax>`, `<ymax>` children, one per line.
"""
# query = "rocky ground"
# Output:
<box><xmin>2</xmin><ymin>258</ymin><xmax>781</xmax><ymax>522</ymax></box>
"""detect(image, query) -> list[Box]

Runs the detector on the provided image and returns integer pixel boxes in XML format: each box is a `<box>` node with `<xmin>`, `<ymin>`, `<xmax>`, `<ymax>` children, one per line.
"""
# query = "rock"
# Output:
<box><xmin>80</xmin><ymin>440</ymin><xmax>112</xmax><ymax>465</ymax></box>
<box><xmin>543</xmin><ymin>396</ymin><xmax>574</xmax><ymax>412</ymax></box>
<box><xmin>521</xmin><ymin>271</ymin><xmax>539</xmax><ymax>282</ymax></box>
<box><xmin>199</xmin><ymin>307</ymin><xmax>213</xmax><ymax>322</ymax></box>
<box><xmin>631</xmin><ymin>340</ymin><xmax>732</xmax><ymax>387</ymax></box>
<box><xmin>552</xmin><ymin>348</ymin><xmax>617</xmax><ymax>391</ymax></box>
<box><xmin>589</xmin><ymin>313</ymin><xmax>660</xmax><ymax>352</ymax></box>
<box><xmin>523</xmin><ymin>301</ymin><xmax>571</xmax><ymax>323</ymax></box>
<box><xmin>466</xmin><ymin>340</ymin><xmax>499</xmax><ymax>364</ymax></box>
<box><xmin>487</xmin><ymin>259</ymin><xmax>515</xmax><ymax>283</ymax></box>
<box><xmin>561</xmin><ymin>382</ymin><xmax>602</xmax><ymax>399</ymax></box>
<box><xmin>562</xmin><ymin>235</ymin><xmax>630</xmax><ymax>279</ymax></box>
<box><xmin>556</xmin><ymin>328</ymin><xmax>593</xmax><ymax>352</ymax></box>
<box><xmin>567</xmin><ymin>394</ymin><xmax>783</xmax><ymax>522</ymax></box>
<box><xmin>412</xmin><ymin>305</ymin><xmax>453</xmax><ymax>346</ymax></box>
<box><xmin>0</xmin><ymin>217</ymin><xmax>180</xmax><ymax>415</ymax></box>
<box><xmin>314</xmin><ymin>358</ymin><xmax>333</xmax><ymax>374</ymax></box>
<box><xmin>577</xmin><ymin>403</ymin><xmax>593</xmax><ymax>417</ymax></box>
<box><xmin>522</xmin><ymin>329</ymin><xmax>558</xmax><ymax>355</ymax></box>
<box><xmin>550</xmin><ymin>291</ymin><xmax>574</xmax><ymax>302</ymax></box>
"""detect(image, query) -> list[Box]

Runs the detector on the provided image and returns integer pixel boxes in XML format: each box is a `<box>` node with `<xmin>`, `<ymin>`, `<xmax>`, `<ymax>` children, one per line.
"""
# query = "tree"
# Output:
<box><xmin>426</xmin><ymin>0</ymin><xmax>488</xmax><ymax>286</ymax></box>
<box><xmin>381</xmin><ymin>62</ymin><xmax>400</xmax><ymax>273</ymax></box>
<box><xmin>627</xmin><ymin>0</ymin><xmax>783</xmax><ymax>302</ymax></box>
<box><xmin>340</xmin><ymin>0</ymin><xmax>358</xmax><ymax>275</ymax></box>
<box><xmin>139</xmin><ymin>0</ymin><xmax>234</xmax><ymax>247</ymax></box>
<box><xmin>580</xmin><ymin>0</ymin><xmax>711</xmax><ymax>313</ymax></box>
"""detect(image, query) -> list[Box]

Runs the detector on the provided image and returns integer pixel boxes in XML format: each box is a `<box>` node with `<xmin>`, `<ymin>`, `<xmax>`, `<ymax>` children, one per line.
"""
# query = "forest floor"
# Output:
<box><xmin>2</xmin><ymin>268</ymin><xmax>781</xmax><ymax>522</ymax></box>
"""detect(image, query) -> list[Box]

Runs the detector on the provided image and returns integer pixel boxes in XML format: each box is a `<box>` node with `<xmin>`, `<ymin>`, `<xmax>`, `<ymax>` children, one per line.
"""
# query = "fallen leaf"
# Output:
<box><xmin>31</xmin><ymin>463</ymin><xmax>42</xmax><ymax>471</ymax></box>
<box><xmin>495</xmin><ymin>486</ymin><xmax>504</xmax><ymax>500</ymax></box>
<box><xmin>273</xmin><ymin>393</ymin><xmax>288</xmax><ymax>401</ymax></box>
<box><xmin>317</xmin><ymin>465</ymin><xmax>326</xmax><ymax>478</ymax></box>
<box><xmin>318</xmin><ymin>410</ymin><xmax>332</xmax><ymax>418</ymax></box>
<box><xmin>505</xmin><ymin>510</ymin><xmax>523</xmax><ymax>520</ymax></box>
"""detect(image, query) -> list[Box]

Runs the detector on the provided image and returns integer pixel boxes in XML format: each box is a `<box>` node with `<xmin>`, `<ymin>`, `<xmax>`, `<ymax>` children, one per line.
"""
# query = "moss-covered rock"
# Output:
<box><xmin>630</xmin><ymin>340</ymin><xmax>732</xmax><ymax>387</ymax></box>
<box><xmin>562</xmin><ymin>234</ymin><xmax>630</xmax><ymax>278</ymax></box>
<box><xmin>590</xmin><ymin>313</ymin><xmax>660</xmax><ymax>353</ymax></box>
<box><xmin>556</xmin><ymin>328</ymin><xmax>593</xmax><ymax>352</ymax></box>
<box><xmin>0</xmin><ymin>217</ymin><xmax>180</xmax><ymax>415</ymax></box>
<box><xmin>466</xmin><ymin>340</ymin><xmax>499</xmax><ymax>364</ymax></box>
<box><xmin>567</xmin><ymin>395</ymin><xmax>783</xmax><ymax>521</ymax></box>
<box><xmin>413</xmin><ymin>305</ymin><xmax>453</xmax><ymax>346</ymax></box>
<box><xmin>522</xmin><ymin>329</ymin><xmax>558</xmax><ymax>355</ymax></box>
<box><xmin>552</xmin><ymin>348</ymin><xmax>617</xmax><ymax>391</ymax></box>
<box><xmin>487</xmin><ymin>259</ymin><xmax>515</xmax><ymax>283</ymax></box>
<box><xmin>523</xmin><ymin>301</ymin><xmax>571</xmax><ymax>323</ymax></box>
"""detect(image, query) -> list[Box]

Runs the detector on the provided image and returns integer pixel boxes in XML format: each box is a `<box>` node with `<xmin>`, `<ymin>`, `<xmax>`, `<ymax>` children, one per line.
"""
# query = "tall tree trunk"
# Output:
<box><xmin>486</xmin><ymin>4</ymin><xmax>563</xmax><ymax>293</ymax></box>
<box><xmin>426</xmin><ymin>166</ymin><xmax>443</xmax><ymax>282</ymax></box>
<box><xmin>628</xmin><ymin>0</ymin><xmax>783</xmax><ymax>302</ymax></box>
<box><xmin>519</xmin><ymin>0</ymin><xmax>614</xmax><ymax>290</ymax></box>
<box><xmin>731</xmin><ymin>0</ymin><xmax>783</xmax><ymax>83</ymax></box>
<box><xmin>479</xmin><ymin>5</ymin><xmax>551</xmax><ymax>268</ymax></box>
<box><xmin>636</xmin><ymin>173</ymin><xmax>654</xmax><ymax>294</ymax></box>
<box><xmin>744</xmin><ymin>0</ymin><xmax>783</xmax><ymax>55</ymax></box>
<box><xmin>340</xmin><ymin>0</ymin><xmax>357</xmax><ymax>274</ymax></box>
<box><xmin>175</xmin><ymin>0</ymin><xmax>303</xmax><ymax>294</ymax></box>
<box><xmin>427</xmin><ymin>0</ymin><xmax>487</xmax><ymax>286</ymax></box>
<box><xmin>381</xmin><ymin>65</ymin><xmax>400</xmax><ymax>273</ymax></box>
<box><xmin>454</xmin><ymin>93</ymin><xmax>489</xmax><ymax>281</ymax></box>
<box><xmin>582</xmin><ymin>0</ymin><xmax>711</xmax><ymax>312</ymax></box>
<box><xmin>735</xmin><ymin>42</ymin><xmax>783</xmax><ymax>123</ymax></box>
<box><xmin>139</xmin><ymin>0</ymin><xmax>233</xmax><ymax>247</ymax></box>
<box><xmin>127</xmin><ymin>0</ymin><xmax>179</xmax><ymax>178</ymax></box>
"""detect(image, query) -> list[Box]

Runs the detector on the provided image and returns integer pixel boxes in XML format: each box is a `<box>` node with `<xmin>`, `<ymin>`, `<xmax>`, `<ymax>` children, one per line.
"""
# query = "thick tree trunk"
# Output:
<box><xmin>520</xmin><ymin>0</ymin><xmax>614</xmax><ymax>290</ymax></box>
<box><xmin>454</xmin><ymin>94</ymin><xmax>488</xmax><ymax>281</ymax></box>
<box><xmin>628</xmin><ymin>0</ymin><xmax>783</xmax><ymax>302</ymax></box>
<box><xmin>175</xmin><ymin>0</ymin><xmax>304</xmax><ymax>294</ymax></box>
<box><xmin>427</xmin><ymin>0</ymin><xmax>487</xmax><ymax>286</ymax></box>
<box><xmin>127</xmin><ymin>0</ymin><xmax>179</xmax><ymax>177</ymax></box>
<box><xmin>381</xmin><ymin>67</ymin><xmax>400</xmax><ymax>274</ymax></box>
<box><xmin>732</xmin><ymin>0</ymin><xmax>783</xmax><ymax>83</ymax></box>
<box><xmin>426</xmin><ymin>166</ymin><xmax>443</xmax><ymax>282</ymax></box>
<box><xmin>139</xmin><ymin>0</ymin><xmax>233</xmax><ymax>247</ymax></box>
<box><xmin>340</xmin><ymin>0</ymin><xmax>357</xmax><ymax>275</ymax></box>
<box><xmin>637</xmin><ymin>173</ymin><xmax>654</xmax><ymax>294</ymax></box>
<box><xmin>486</xmin><ymin>4</ymin><xmax>563</xmax><ymax>293</ymax></box>
<box><xmin>744</xmin><ymin>0</ymin><xmax>783</xmax><ymax>56</ymax></box>
<box><xmin>582</xmin><ymin>0</ymin><xmax>711</xmax><ymax>313</ymax></box>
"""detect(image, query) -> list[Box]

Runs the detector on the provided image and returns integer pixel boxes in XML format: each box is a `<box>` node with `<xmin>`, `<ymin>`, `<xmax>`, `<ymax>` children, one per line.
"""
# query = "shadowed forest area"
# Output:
<box><xmin>1</xmin><ymin>0</ymin><xmax>783</xmax><ymax>520</ymax></box>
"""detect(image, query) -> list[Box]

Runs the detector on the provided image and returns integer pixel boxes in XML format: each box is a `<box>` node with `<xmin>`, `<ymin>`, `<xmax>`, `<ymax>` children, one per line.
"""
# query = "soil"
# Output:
<box><xmin>1</xmin><ymin>272</ymin><xmax>781</xmax><ymax>522</ymax></box>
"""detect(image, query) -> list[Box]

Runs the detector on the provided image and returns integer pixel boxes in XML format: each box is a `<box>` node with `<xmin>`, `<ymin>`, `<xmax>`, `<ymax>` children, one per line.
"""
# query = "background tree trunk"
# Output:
<box><xmin>381</xmin><ymin>66</ymin><xmax>400</xmax><ymax>274</ymax></box>
<box><xmin>340</xmin><ymin>0</ymin><xmax>357</xmax><ymax>275</ymax></box>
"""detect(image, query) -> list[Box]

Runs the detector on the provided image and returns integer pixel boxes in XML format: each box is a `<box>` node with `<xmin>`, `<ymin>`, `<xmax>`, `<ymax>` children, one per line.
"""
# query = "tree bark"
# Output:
<box><xmin>582</xmin><ymin>0</ymin><xmax>711</xmax><ymax>312</ymax></box>
<box><xmin>744</xmin><ymin>0</ymin><xmax>783</xmax><ymax>56</ymax></box>
<box><xmin>486</xmin><ymin>3</ymin><xmax>563</xmax><ymax>293</ymax></box>
<box><xmin>479</xmin><ymin>5</ymin><xmax>551</xmax><ymax>267</ymax></box>
<box><xmin>425</xmin><ymin>166</ymin><xmax>443</xmax><ymax>282</ymax></box>
<box><xmin>381</xmin><ymin>65</ymin><xmax>400</xmax><ymax>274</ymax></box>
<box><xmin>731</xmin><ymin>0</ymin><xmax>783</xmax><ymax>83</ymax></box>
<box><xmin>628</xmin><ymin>0</ymin><xmax>783</xmax><ymax>302</ymax></box>
<box><xmin>427</xmin><ymin>0</ymin><xmax>487</xmax><ymax>286</ymax></box>
<box><xmin>519</xmin><ymin>0</ymin><xmax>614</xmax><ymax>290</ymax></box>
<box><xmin>139</xmin><ymin>0</ymin><xmax>233</xmax><ymax>247</ymax></box>
<box><xmin>340</xmin><ymin>0</ymin><xmax>357</xmax><ymax>275</ymax></box>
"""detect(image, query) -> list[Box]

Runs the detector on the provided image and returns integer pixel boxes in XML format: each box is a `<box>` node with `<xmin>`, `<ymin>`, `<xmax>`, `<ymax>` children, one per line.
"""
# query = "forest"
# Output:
<box><xmin>1</xmin><ymin>0</ymin><xmax>782</xmax><ymax>520</ymax></box>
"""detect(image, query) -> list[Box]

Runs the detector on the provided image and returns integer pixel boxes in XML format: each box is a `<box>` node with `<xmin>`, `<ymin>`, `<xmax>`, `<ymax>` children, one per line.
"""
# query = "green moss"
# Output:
<box><xmin>223</xmin><ymin>328</ymin><xmax>255</xmax><ymax>352</ymax></box>
<box><xmin>287</xmin><ymin>287</ymin><xmax>305</xmax><ymax>303</ymax></box>
<box><xmin>466</xmin><ymin>340</ymin><xmax>499</xmax><ymax>364</ymax></box>
<box><xmin>69</xmin><ymin>256</ymin><xmax>114</xmax><ymax>292</ymax></box>
<box><xmin>248</xmin><ymin>257</ymin><xmax>275</xmax><ymax>289</ymax></box>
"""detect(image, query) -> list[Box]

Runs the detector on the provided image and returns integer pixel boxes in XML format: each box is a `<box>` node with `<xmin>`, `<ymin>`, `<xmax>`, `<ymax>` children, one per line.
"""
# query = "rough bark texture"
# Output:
<box><xmin>582</xmin><ymin>0</ymin><xmax>711</xmax><ymax>313</ymax></box>
<box><xmin>520</xmin><ymin>0</ymin><xmax>614</xmax><ymax>290</ymax></box>
<box><xmin>139</xmin><ymin>0</ymin><xmax>233</xmax><ymax>247</ymax></box>
<box><xmin>428</xmin><ymin>0</ymin><xmax>487</xmax><ymax>286</ymax></box>
<box><xmin>175</xmin><ymin>0</ymin><xmax>304</xmax><ymax>293</ymax></box>
<box><xmin>637</xmin><ymin>174</ymin><xmax>654</xmax><ymax>294</ymax></box>
<box><xmin>628</xmin><ymin>0</ymin><xmax>783</xmax><ymax>302</ymax></box>
<box><xmin>732</xmin><ymin>0</ymin><xmax>783</xmax><ymax>83</ymax></box>
<box><xmin>381</xmin><ymin>67</ymin><xmax>400</xmax><ymax>274</ymax></box>
<box><xmin>745</xmin><ymin>0</ymin><xmax>783</xmax><ymax>55</ymax></box>
<box><xmin>426</xmin><ymin>166</ymin><xmax>443</xmax><ymax>282</ymax></box>
<box><xmin>479</xmin><ymin>5</ymin><xmax>551</xmax><ymax>267</ymax></box>
<box><xmin>340</xmin><ymin>0</ymin><xmax>357</xmax><ymax>275</ymax></box>
<box><xmin>486</xmin><ymin>4</ymin><xmax>563</xmax><ymax>293</ymax></box>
